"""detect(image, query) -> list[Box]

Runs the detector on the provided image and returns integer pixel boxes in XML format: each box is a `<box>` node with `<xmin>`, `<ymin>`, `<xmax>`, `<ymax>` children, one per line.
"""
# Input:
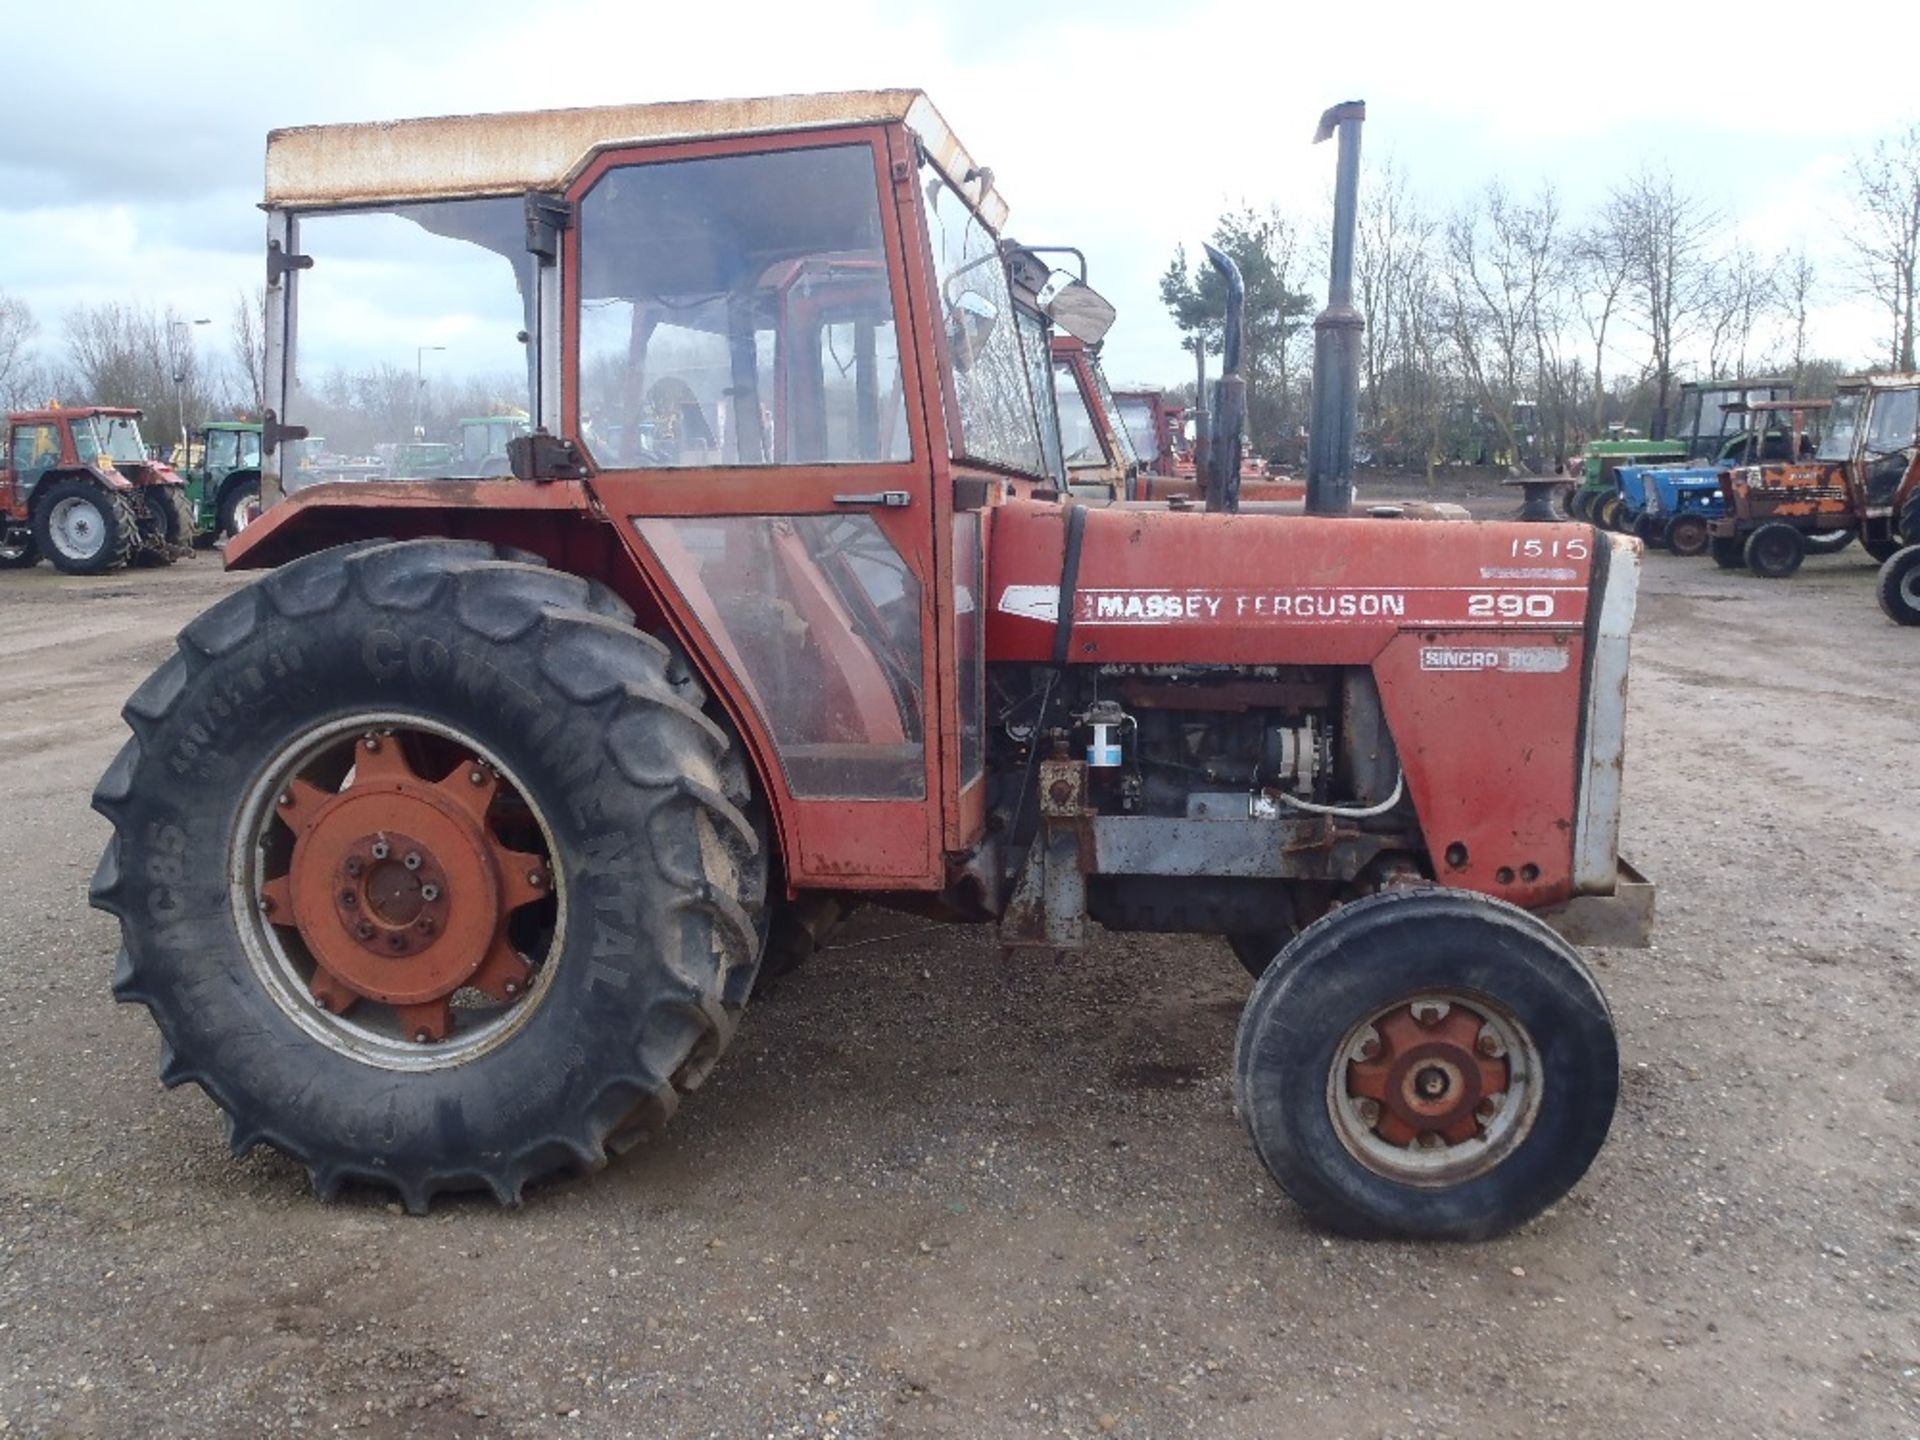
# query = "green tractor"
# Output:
<box><xmin>456</xmin><ymin>414</ymin><xmax>531</xmax><ymax>476</ymax></box>
<box><xmin>177</xmin><ymin>421</ymin><xmax>264</xmax><ymax>540</ymax></box>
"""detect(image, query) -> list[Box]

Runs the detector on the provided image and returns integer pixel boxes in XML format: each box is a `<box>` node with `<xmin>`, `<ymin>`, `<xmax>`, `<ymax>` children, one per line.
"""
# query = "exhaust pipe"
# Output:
<box><xmin>1203</xmin><ymin>244</ymin><xmax>1245</xmax><ymax>514</ymax></box>
<box><xmin>1306</xmin><ymin>100</ymin><xmax>1366</xmax><ymax>517</ymax></box>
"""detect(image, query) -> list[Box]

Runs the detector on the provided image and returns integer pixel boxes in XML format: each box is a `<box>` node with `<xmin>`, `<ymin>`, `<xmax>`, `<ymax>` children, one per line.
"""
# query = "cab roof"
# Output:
<box><xmin>264</xmin><ymin>88</ymin><xmax>1008</xmax><ymax>230</ymax></box>
<box><xmin>9</xmin><ymin>406</ymin><xmax>141</xmax><ymax>425</ymax></box>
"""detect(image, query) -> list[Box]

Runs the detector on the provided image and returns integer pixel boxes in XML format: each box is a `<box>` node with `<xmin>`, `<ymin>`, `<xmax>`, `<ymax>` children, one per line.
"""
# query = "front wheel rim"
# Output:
<box><xmin>49</xmin><ymin>496</ymin><xmax>106</xmax><ymax>559</ymax></box>
<box><xmin>231</xmin><ymin>712</ymin><xmax>565</xmax><ymax>1071</ymax></box>
<box><xmin>1326</xmin><ymin>991</ymin><xmax>1541</xmax><ymax>1185</ymax></box>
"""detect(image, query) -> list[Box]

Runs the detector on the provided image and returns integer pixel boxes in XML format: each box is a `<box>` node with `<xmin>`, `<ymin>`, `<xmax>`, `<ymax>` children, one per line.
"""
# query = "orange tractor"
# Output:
<box><xmin>1708</xmin><ymin>378</ymin><xmax>1920</xmax><ymax>577</ymax></box>
<box><xmin>92</xmin><ymin>91</ymin><xmax>1650</xmax><ymax>1239</ymax></box>
<box><xmin>2</xmin><ymin>406</ymin><xmax>195</xmax><ymax>573</ymax></box>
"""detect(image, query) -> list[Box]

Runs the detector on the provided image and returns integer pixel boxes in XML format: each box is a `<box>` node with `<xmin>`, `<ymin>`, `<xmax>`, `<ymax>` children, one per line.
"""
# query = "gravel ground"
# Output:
<box><xmin>1</xmin><ymin>530</ymin><xmax>1917</xmax><ymax>1440</ymax></box>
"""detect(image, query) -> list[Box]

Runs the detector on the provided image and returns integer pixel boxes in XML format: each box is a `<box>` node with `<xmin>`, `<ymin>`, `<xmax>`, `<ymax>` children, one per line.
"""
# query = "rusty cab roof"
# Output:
<box><xmin>7</xmin><ymin>406</ymin><xmax>142</xmax><ymax>426</ymax></box>
<box><xmin>264</xmin><ymin>88</ymin><xmax>1009</xmax><ymax>230</ymax></box>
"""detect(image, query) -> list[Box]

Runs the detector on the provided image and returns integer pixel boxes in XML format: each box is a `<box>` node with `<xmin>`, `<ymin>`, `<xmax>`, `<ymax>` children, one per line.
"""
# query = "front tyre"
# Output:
<box><xmin>1234</xmin><ymin>888</ymin><xmax>1617</xmax><ymax>1240</ymax></box>
<box><xmin>90</xmin><ymin>539</ymin><xmax>766</xmax><ymax>1212</ymax></box>
<box><xmin>1877</xmin><ymin>545</ymin><xmax>1920</xmax><ymax>626</ymax></box>
<box><xmin>1744</xmin><ymin>522</ymin><xmax>1806</xmax><ymax>579</ymax></box>
<box><xmin>1662</xmin><ymin>514</ymin><xmax>1709</xmax><ymax>557</ymax></box>
<box><xmin>220</xmin><ymin>477</ymin><xmax>261</xmax><ymax>539</ymax></box>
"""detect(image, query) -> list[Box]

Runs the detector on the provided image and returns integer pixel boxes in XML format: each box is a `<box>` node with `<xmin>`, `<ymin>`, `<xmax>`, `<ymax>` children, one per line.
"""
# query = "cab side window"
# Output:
<box><xmin>11</xmin><ymin>424</ymin><xmax>61</xmax><ymax>484</ymax></box>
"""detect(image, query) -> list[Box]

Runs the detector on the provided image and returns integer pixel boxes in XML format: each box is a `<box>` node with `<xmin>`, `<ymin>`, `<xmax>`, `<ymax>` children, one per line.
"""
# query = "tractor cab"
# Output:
<box><xmin>1049</xmin><ymin>334</ymin><xmax>1138</xmax><ymax>498</ymax></box>
<box><xmin>1112</xmin><ymin>389</ymin><xmax>1188</xmax><ymax>478</ymax></box>
<box><xmin>178</xmin><ymin>420</ymin><xmax>265</xmax><ymax>539</ymax></box>
<box><xmin>1573</xmin><ymin>377</ymin><xmax>1792</xmax><ymax>523</ymax></box>
<box><xmin>457</xmin><ymin>415</ymin><xmax>532</xmax><ymax>475</ymax></box>
<box><xmin>1</xmin><ymin>406</ymin><xmax>192</xmax><ymax>572</ymax></box>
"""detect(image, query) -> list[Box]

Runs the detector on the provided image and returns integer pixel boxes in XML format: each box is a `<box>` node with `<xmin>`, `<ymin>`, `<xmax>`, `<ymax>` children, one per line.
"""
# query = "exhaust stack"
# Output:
<box><xmin>1202</xmin><ymin>244</ymin><xmax>1245</xmax><ymax>513</ymax></box>
<box><xmin>1305</xmin><ymin>100</ymin><xmax>1366</xmax><ymax>517</ymax></box>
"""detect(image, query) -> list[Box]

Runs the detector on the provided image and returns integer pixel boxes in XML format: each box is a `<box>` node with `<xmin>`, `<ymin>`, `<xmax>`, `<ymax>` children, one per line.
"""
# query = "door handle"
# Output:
<box><xmin>832</xmin><ymin>490</ymin><xmax>912</xmax><ymax>507</ymax></box>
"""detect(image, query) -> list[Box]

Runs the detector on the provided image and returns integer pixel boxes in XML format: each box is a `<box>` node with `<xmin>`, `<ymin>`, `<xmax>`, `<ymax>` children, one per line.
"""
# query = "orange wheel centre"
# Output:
<box><xmin>1346</xmin><ymin>1004</ymin><xmax>1511</xmax><ymax>1148</ymax></box>
<box><xmin>258</xmin><ymin>737</ymin><xmax>547</xmax><ymax>1042</ymax></box>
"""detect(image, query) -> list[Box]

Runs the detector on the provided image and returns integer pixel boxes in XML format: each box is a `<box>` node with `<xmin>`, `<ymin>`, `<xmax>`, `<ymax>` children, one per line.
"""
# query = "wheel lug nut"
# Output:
<box><xmin>503</xmin><ymin>981</ymin><xmax>519</xmax><ymax>997</ymax></box>
<box><xmin>387</xmin><ymin>934</ymin><xmax>405</xmax><ymax>950</ymax></box>
<box><xmin>1412</xmin><ymin>1002</ymin><xmax>1446</xmax><ymax>1027</ymax></box>
<box><xmin>468</xmin><ymin>769</ymin><xmax>486</xmax><ymax>786</ymax></box>
<box><xmin>416</xmin><ymin>916</ymin><xmax>435</xmax><ymax>934</ymax></box>
<box><xmin>1356</xmin><ymin>1035</ymin><xmax>1380</xmax><ymax>1061</ymax></box>
<box><xmin>355</xmin><ymin>920</ymin><xmax>374</xmax><ymax>939</ymax></box>
<box><xmin>1414</xmin><ymin>1132</ymin><xmax>1444</xmax><ymax>1151</ymax></box>
<box><xmin>362</xmin><ymin>736</ymin><xmax>381</xmax><ymax>753</ymax></box>
<box><xmin>345</xmin><ymin>857</ymin><xmax>363</xmax><ymax>877</ymax></box>
<box><xmin>277</xmin><ymin>790</ymin><xmax>292</xmax><ymax>807</ymax></box>
<box><xmin>403</xmin><ymin>852</ymin><xmax>422</xmax><ymax>871</ymax></box>
<box><xmin>420</xmin><ymin>884</ymin><xmax>439</xmax><ymax>902</ymax></box>
<box><xmin>1356</xmin><ymin>1098</ymin><xmax>1381</xmax><ymax>1126</ymax></box>
<box><xmin>340</xmin><ymin>890</ymin><xmax>357</xmax><ymax>907</ymax></box>
<box><xmin>412</xmin><ymin>1029</ymin><xmax>431</xmax><ymax>1044</ymax></box>
<box><xmin>1476</xmin><ymin>1096</ymin><xmax>1503</xmax><ymax>1121</ymax></box>
<box><xmin>1476</xmin><ymin>1029</ymin><xmax>1505</xmax><ymax>1058</ymax></box>
<box><xmin>258</xmin><ymin>895</ymin><xmax>275</xmax><ymax>914</ymax></box>
<box><xmin>527</xmin><ymin>870</ymin><xmax>546</xmax><ymax>888</ymax></box>
<box><xmin>371</xmin><ymin>841</ymin><xmax>389</xmax><ymax>861</ymax></box>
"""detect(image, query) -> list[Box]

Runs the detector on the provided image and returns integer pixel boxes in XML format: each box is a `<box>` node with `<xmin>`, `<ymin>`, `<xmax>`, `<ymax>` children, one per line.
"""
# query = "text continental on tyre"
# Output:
<box><xmin>91</xmin><ymin>539</ymin><xmax>767</xmax><ymax>1212</ymax></box>
<box><xmin>1234</xmin><ymin>888</ymin><xmax>1617</xmax><ymax>1240</ymax></box>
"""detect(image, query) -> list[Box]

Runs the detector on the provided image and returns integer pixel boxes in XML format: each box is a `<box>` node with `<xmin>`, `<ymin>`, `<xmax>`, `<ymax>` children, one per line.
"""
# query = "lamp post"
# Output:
<box><xmin>171</xmin><ymin>316</ymin><xmax>211</xmax><ymax>460</ymax></box>
<box><xmin>415</xmin><ymin>345</ymin><xmax>446</xmax><ymax>439</ymax></box>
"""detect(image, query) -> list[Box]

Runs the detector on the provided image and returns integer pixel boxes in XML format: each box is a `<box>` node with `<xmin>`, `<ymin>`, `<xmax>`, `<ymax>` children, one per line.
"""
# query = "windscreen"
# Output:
<box><xmin>1117</xmin><ymin>396</ymin><xmax>1159</xmax><ymax>463</ymax></box>
<box><xmin>1865</xmin><ymin>388</ymin><xmax>1919</xmax><ymax>456</ymax></box>
<box><xmin>1054</xmin><ymin>362</ymin><xmax>1105</xmax><ymax>467</ymax></box>
<box><xmin>285</xmin><ymin>198</ymin><xmax>535</xmax><ymax>484</ymax></box>
<box><xmin>577</xmin><ymin>145</ymin><xmax>908</xmax><ymax>469</ymax></box>
<box><xmin>1818</xmin><ymin>392</ymin><xmax>1861</xmax><ymax>462</ymax></box>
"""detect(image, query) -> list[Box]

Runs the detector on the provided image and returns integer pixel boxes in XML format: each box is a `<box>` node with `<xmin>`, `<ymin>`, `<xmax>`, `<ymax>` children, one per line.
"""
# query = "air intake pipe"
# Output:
<box><xmin>1202</xmin><ymin>244</ymin><xmax>1245</xmax><ymax>514</ymax></box>
<box><xmin>1305</xmin><ymin>100</ymin><xmax>1366</xmax><ymax>517</ymax></box>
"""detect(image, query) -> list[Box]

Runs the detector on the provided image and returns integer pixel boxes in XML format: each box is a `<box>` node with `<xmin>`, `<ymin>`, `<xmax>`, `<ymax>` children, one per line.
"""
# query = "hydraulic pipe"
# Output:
<box><xmin>1203</xmin><ymin>244</ymin><xmax>1245</xmax><ymax>514</ymax></box>
<box><xmin>1305</xmin><ymin>100</ymin><xmax>1367</xmax><ymax>517</ymax></box>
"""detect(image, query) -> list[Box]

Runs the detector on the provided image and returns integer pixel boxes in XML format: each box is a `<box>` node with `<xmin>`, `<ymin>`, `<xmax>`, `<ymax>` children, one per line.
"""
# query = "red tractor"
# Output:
<box><xmin>92</xmin><ymin>92</ymin><xmax>1650</xmax><ymax>1239</ymax></box>
<box><xmin>2</xmin><ymin>406</ymin><xmax>195</xmax><ymax>573</ymax></box>
<box><xmin>1112</xmin><ymin>386</ymin><xmax>1187</xmax><ymax>478</ymax></box>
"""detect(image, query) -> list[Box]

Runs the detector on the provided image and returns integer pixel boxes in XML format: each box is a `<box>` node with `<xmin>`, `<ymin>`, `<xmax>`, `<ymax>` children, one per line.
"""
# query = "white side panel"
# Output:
<box><xmin>1573</xmin><ymin>534</ymin><xmax>1641</xmax><ymax>893</ymax></box>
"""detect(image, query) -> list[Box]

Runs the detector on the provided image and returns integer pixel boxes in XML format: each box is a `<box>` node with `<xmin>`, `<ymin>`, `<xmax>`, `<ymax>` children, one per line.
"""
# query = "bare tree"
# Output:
<box><xmin>1777</xmin><ymin>248</ymin><xmax>1818</xmax><ymax>385</ymax></box>
<box><xmin>1356</xmin><ymin>156</ymin><xmax>1450</xmax><ymax>471</ymax></box>
<box><xmin>228</xmin><ymin>287</ymin><xmax>268</xmax><ymax>414</ymax></box>
<box><xmin>1570</xmin><ymin>223</ymin><xmax>1630</xmax><ymax>435</ymax></box>
<box><xmin>1441</xmin><ymin>181</ymin><xmax>1563</xmax><ymax>467</ymax></box>
<box><xmin>65</xmin><ymin>302</ymin><xmax>218</xmax><ymax>442</ymax></box>
<box><xmin>1602</xmin><ymin>168</ymin><xmax>1720</xmax><ymax>435</ymax></box>
<box><xmin>1701</xmin><ymin>244</ymin><xmax>1778</xmax><ymax>379</ymax></box>
<box><xmin>1845</xmin><ymin>122</ymin><xmax>1920</xmax><ymax>371</ymax></box>
<box><xmin>0</xmin><ymin>290</ymin><xmax>39</xmax><ymax>410</ymax></box>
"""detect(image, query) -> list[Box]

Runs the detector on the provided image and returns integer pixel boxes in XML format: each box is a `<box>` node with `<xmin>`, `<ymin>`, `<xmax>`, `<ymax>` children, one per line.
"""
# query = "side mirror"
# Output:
<box><xmin>1035</xmin><ymin>269</ymin><xmax>1116</xmax><ymax>345</ymax></box>
<box><xmin>948</xmin><ymin>291</ymin><xmax>1000</xmax><ymax>372</ymax></box>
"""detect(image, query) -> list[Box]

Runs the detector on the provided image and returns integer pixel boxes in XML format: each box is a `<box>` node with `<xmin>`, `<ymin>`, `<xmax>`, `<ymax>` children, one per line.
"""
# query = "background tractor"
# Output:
<box><xmin>1708</xmin><ymin>377</ymin><xmax>1919</xmax><ymax>577</ymax></box>
<box><xmin>1570</xmin><ymin>377</ymin><xmax>1792</xmax><ymax>525</ymax></box>
<box><xmin>175</xmin><ymin>420</ymin><xmax>265</xmax><ymax>540</ymax></box>
<box><xmin>1</xmin><ymin>406</ymin><xmax>195</xmax><ymax>574</ymax></box>
<box><xmin>93</xmin><ymin>91</ymin><xmax>1649</xmax><ymax>1241</ymax></box>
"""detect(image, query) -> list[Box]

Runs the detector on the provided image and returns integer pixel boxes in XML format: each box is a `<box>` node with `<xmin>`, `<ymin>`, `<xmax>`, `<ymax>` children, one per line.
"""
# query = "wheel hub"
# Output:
<box><xmin>50</xmin><ymin>497</ymin><xmax>104</xmax><ymax>558</ymax></box>
<box><xmin>257</xmin><ymin>734</ymin><xmax>547</xmax><ymax>1042</ymax></box>
<box><xmin>1346</xmin><ymin>1001</ymin><xmax>1509</xmax><ymax>1149</ymax></box>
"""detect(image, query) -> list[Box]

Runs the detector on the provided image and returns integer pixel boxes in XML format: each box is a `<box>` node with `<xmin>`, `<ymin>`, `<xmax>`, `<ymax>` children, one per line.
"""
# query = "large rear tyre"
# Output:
<box><xmin>1709</xmin><ymin>535</ymin><xmax>1745</xmax><ymax>569</ymax></box>
<box><xmin>33</xmin><ymin>478</ymin><xmax>136</xmax><ymax>575</ymax></box>
<box><xmin>1804</xmin><ymin>528</ymin><xmax>1855</xmax><ymax>555</ymax></box>
<box><xmin>1234</xmin><ymin>888</ymin><xmax>1617</xmax><ymax>1240</ymax></box>
<box><xmin>220</xmin><ymin>476</ymin><xmax>261</xmax><ymax>539</ymax></box>
<box><xmin>1662</xmin><ymin>514</ymin><xmax>1710</xmax><ymax>557</ymax></box>
<box><xmin>1744</xmin><ymin>522</ymin><xmax>1806</xmax><ymax>579</ymax></box>
<box><xmin>133</xmin><ymin>486</ymin><xmax>195</xmax><ymax>566</ymax></box>
<box><xmin>91</xmin><ymin>539</ymin><xmax>766</xmax><ymax>1212</ymax></box>
<box><xmin>1877</xmin><ymin>546</ymin><xmax>1920</xmax><ymax>626</ymax></box>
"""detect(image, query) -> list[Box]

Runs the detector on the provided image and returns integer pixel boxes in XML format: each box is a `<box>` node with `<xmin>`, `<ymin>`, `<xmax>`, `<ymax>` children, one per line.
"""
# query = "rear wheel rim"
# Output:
<box><xmin>231</xmin><ymin>712</ymin><xmax>564</xmax><ymax>1071</ymax></box>
<box><xmin>49</xmin><ymin>496</ymin><xmax>106</xmax><ymax>559</ymax></box>
<box><xmin>1327</xmin><ymin>990</ymin><xmax>1541</xmax><ymax>1185</ymax></box>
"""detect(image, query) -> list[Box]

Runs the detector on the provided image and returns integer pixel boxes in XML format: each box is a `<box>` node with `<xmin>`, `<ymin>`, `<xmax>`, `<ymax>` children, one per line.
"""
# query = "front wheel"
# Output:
<box><xmin>1744</xmin><ymin>522</ymin><xmax>1806</xmax><ymax>579</ymax></box>
<box><xmin>1877</xmin><ymin>546</ymin><xmax>1920</xmax><ymax>626</ymax></box>
<box><xmin>91</xmin><ymin>539</ymin><xmax>766</xmax><ymax>1212</ymax></box>
<box><xmin>1663</xmin><ymin>514</ymin><xmax>1710</xmax><ymax>557</ymax></box>
<box><xmin>1234</xmin><ymin>888</ymin><xmax>1617</xmax><ymax>1240</ymax></box>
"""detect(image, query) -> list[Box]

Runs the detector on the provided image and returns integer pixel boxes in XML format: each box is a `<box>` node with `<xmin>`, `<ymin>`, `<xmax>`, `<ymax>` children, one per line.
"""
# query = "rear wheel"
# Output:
<box><xmin>133</xmin><ymin>486</ymin><xmax>194</xmax><ymax>566</ymax></box>
<box><xmin>1662</xmin><ymin>514</ymin><xmax>1710</xmax><ymax>557</ymax></box>
<box><xmin>220</xmin><ymin>477</ymin><xmax>261</xmax><ymax>539</ymax></box>
<box><xmin>1594</xmin><ymin>495</ymin><xmax>1627</xmax><ymax>532</ymax></box>
<box><xmin>1709</xmin><ymin>535</ymin><xmax>1745</xmax><ymax>569</ymax></box>
<box><xmin>1744</xmin><ymin>522</ymin><xmax>1805</xmax><ymax>579</ymax></box>
<box><xmin>1877</xmin><ymin>546</ymin><xmax>1920</xmax><ymax>626</ymax></box>
<box><xmin>33</xmin><ymin>478</ymin><xmax>136</xmax><ymax>575</ymax></box>
<box><xmin>91</xmin><ymin>539</ymin><xmax>766</xmax><ymax>1211</ymax></box>
<box><xmin>1804</xmin><ymin>528</ymin><xmax>1855</xmax><ymax>555</ymax></box>
<box><xmin>1234</xmin><ymin>888</ymin><xmax>1616</xmax><ymax>1240</ymax></box>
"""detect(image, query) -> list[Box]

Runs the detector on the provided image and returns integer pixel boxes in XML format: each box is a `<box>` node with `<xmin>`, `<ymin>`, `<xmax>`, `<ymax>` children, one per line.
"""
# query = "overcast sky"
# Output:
<box><xmin>3</xmin><ymin>0</ymin><xmax>1916</xmax><ymax>394</ymax></box>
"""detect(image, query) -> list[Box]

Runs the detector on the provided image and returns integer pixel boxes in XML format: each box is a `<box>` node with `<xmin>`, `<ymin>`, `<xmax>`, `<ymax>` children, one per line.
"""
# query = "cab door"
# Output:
<box><xmin>563</xmin><ymin>126</ymin><xmax>952</xmax><ymax>890</ymax></box>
